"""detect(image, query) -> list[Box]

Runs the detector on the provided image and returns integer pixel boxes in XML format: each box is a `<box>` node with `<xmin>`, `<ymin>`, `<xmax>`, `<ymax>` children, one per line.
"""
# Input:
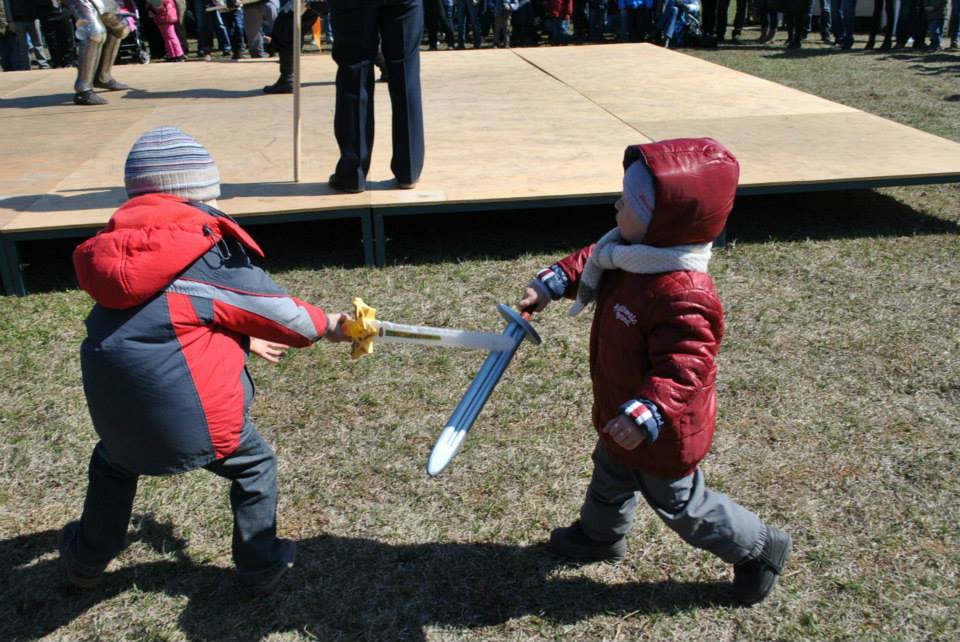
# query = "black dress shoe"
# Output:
<box><xmin>328</xmin><ymin>174</ymin><xmax>363</xmax><ymax>193</ymax></box>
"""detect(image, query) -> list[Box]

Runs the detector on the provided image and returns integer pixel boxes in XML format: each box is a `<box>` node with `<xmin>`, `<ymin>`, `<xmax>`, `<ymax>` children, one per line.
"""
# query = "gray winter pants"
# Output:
<box><xmin>61</xmin><ymin>419</ymin><xmax>293</xmax><ymax>587</ymax></box>
<box><xmin>579</xmin><ymin>440</ymin><xmax>767</xmax><ymax>564</ymax></box>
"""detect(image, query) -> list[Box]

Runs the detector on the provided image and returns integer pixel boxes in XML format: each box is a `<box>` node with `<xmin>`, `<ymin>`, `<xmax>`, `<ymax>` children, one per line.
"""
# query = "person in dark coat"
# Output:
<box><xmin>425</xmin><ymin>0</ymin><xmax>456</xmax><ymax>48</ymax></box>
<box><xmin>780</xmin><ymin>0</ymin><xmax>809</xmax><ymax>47</ymax></box>
<box><xmin>59</xmin><ymin>127</ymin><xmax>352</xmax><ymax>596</ymax></box>
<box><xmin>517</xmin><ymin>138</ymin><xmax>792</xmax><ymax>607</ymax></box>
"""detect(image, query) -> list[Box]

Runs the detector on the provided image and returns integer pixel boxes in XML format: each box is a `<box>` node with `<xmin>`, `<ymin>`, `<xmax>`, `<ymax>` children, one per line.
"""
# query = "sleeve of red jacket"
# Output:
<box><xmin>553</xmin><ymin>244</ymin><xmax>595</xmax><ymax>298</ymax></box>
<box><xmin>634</xmin><ymin>290</ymin><xmax>723</xmax><ymax>435</ymax></box>
<box><xmin>168</xmin><ymin>259</ymin><xmax>328</xmax><ymax>348</ymax></box>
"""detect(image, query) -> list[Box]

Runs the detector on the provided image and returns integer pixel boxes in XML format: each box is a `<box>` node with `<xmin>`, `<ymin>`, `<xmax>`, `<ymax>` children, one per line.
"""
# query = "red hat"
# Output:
<box><xmin>622</xmin><ymin>138</ymin><xmax>739</xmax><ymax>247</ymax></box>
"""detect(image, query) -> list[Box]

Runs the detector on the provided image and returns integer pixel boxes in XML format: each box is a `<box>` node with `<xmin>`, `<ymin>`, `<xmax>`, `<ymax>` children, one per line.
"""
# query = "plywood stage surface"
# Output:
<box><xmin>2</xmin><ymin>44</ymin><xmax>959</xmax><ymax>292</ymax></box>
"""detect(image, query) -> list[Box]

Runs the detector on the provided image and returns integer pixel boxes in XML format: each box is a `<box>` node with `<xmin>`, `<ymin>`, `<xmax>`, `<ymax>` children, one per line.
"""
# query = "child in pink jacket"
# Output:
<box><xmin>148</xmin><ymin>0</ymin><xmax>185</xmax><ymax>61</ymax></box>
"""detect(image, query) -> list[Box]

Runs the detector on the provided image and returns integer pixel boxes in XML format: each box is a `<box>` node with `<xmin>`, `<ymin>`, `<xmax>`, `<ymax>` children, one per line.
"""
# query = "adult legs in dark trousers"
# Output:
<box><xmin>424</xmin><ymin>0</ymin><xmax>455</xmax><ymax>48</ymax></box>
<box><xmin>262</xmin><ymin>6</ymin><xmax>320</xmax><ymax>93</ymax></box>
<box><xmin>329</xmin><ymin>0</ymin><xmax>425</xmax><ymax>193</ymax></box>
<box><xmin>865</xmin><ymin>0</ymin><xmax>895</xmax><ymax>48</ymax></box>
<box><xmin>700</xmin><ymin>0</ymin><xmax>717</xmax><ymax>41</ymax></box>
<box><xmin>716</xmin><ymin>0</ymin><xmax>746</xmax><ymax>41</ymax></box>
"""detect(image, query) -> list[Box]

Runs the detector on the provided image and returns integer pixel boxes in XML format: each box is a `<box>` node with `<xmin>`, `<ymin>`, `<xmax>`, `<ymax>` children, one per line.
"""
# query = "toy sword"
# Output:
<box><xmin>343</xmin><ymin>298</ymin><xmax>514</xmax><ymax>359</ymax></box>
<box><xmin>427</xmin><ymin>304</ymin><xmax>541</xmax><ymax>476</ymax></box>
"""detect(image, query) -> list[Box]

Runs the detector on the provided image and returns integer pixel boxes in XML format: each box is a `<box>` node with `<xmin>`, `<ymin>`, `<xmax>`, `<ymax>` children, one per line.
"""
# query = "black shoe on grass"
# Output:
<box><xmin>547</xmin><ymin>520</ymin><xmax>626</xmax><ymax>563</ymax></box>
<box><xmin>58</xmin><ymin>521</ymin><xmax>107</xmax><ymax>589</ymax></box>
<box><xmin>733</xmin><ymin>525</ymin><xmax>791</xmax><ymax>606</ymax></box>
<box><xmin>245</xmin><ymin>539</ymin><xmax>296</xmax><ymax>597</ymax></box>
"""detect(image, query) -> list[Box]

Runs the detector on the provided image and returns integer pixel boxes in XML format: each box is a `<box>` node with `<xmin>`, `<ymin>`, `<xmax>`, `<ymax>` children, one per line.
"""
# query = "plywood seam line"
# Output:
<box><xmin>511</xmin><ymin>50</ymin><xmax>657</xmax><ymax>140</ymax></box>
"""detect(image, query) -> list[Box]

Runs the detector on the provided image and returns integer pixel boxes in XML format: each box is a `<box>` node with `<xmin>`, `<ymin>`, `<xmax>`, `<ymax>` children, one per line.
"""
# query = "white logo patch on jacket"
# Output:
<box><xmin>614</xmin><ymin>303</ymin><xmax>637</xmax><ymax>327</ymax></box>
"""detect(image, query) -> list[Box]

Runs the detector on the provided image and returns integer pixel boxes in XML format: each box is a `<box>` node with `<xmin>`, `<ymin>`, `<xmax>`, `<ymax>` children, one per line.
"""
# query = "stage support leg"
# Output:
<box><xmin>374</xmin><ymin>210</ymin><xmax>387</xmax><ymax>267</ymax></box>
<box><xmin>360</xmin><ymin>208</ymin><xmax>375</xmax><ymax>266</ymax></box>
<box><xmin>1</xmin><ymin>236</ymin><xmax>27</xmax><ymax>296</ymax></box>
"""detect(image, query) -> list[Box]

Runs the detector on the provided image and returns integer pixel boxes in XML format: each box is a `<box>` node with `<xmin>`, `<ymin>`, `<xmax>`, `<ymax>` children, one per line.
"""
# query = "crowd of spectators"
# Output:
<box><xmin>1</xmin><ymin>0</ymin><xmax>957</xmax><ymax>73</ymax></box>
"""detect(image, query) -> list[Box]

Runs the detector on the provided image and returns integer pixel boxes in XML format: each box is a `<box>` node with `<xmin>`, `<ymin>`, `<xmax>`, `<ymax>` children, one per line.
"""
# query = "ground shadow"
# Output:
<box><xmin>724</xmin><ymin>188</ymin><xmax>960</xmax><ymax>245</ymax></box>
<box><xmin>124</xmin><ymin>87</ymin><xmax>272</xmax><ymax>100</ymax></box>
<box><xmin>908</xmin><ymin>57</ymin><xmax>960</xmax><ymax>76</ymax></box>
<box><xmin>762</xmin><ymin>47</ymin><xmax>840</xmax><ymax>59</ymax></box>
<box><xmin>122</xmin><ymin>81</ymin><xmax>335</xmax><ymax>101</ymax></box>
<box><xmin>0</xmin><ymin>179</ymin><xmax>353</xmax><ymax>214</ymax></box>
<box><xmin>5</xmin><ymin>517</ymin><xmax>737</xmax><ymax>642</ymax></box>
<box><xmin>374</xmin><ymin>188</ymin><xmax>960</xmax><ymax>267</ymax></box>
<box><xmin>0</xmin><ymin>93</ymin><xmax>81</xmax><ymax>109</ymax></box>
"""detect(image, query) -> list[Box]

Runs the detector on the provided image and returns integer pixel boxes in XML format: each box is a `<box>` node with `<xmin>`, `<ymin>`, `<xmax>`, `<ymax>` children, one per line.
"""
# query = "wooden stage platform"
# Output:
<box><xmin>2</xmin><ymin>43</ymin><xmax>959</xmax><ymax>294</ymax></box>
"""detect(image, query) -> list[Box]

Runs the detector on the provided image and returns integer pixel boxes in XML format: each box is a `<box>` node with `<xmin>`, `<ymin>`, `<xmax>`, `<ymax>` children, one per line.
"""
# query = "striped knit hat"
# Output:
<box><xmin>124</xmin><ymin>127</ymin><xmax>221</xmax><ymax>202</ymax></box>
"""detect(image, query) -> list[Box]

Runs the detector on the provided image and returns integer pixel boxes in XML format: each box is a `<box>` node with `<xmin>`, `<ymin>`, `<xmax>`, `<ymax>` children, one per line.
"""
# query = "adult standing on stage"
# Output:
<box><xmin>327</xmin><ymin>0</ymin><xmax>424</xmax><ymax>193</ymax></box>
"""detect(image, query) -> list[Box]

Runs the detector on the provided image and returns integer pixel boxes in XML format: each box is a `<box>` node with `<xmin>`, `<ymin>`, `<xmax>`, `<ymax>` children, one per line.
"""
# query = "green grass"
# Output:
<box><xmin>2</xmin><ymin>39</ymin><xmax>959</xmax><ymax>642</ymax></box>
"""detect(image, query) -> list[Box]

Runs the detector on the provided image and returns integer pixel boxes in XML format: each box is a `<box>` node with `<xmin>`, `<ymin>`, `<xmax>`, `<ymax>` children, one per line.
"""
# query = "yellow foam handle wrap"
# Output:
<box><xmin>344</xmin><ymin>297</ymin><xmax>379</xmax><ymax>359</ymax></box>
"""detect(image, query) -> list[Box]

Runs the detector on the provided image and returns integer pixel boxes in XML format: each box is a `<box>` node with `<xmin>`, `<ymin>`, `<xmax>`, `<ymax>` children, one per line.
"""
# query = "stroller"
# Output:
<box><xmin>115</xmin><ymin>0</ymin><xmax>152</xmax><ymax>64</ymax></box>
<box><xmin>657</xmin><ymin>0</ymin><xmax>703</xmax><ymax>48</ymax></box>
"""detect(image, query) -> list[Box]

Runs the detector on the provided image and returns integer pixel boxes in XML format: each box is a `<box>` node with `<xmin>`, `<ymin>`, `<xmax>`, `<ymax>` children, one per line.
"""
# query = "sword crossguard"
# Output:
<box><xmin>344</xmin><ymin>297</ymin><xmax>379</xmax><ymax>359</ymax></box>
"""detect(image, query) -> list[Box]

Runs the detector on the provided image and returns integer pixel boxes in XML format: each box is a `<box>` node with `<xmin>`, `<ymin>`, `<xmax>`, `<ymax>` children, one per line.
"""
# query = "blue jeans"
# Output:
<box><xmin>829</xmin><ymin>0</ymin><xmax>856</xmax><ymax>42</ymax></box>
<box><xmin>222</xmin><ymin>8</ymin><xmax>245</xmax><ymax>54</ymax></box>
<box><xmin>193</xmin><ymin>0</ymin><xmax>233</xmax><ymax>53</ymax></box>
<box><xmin>59</xmin><ymin>422</ymin><xmax>292</xmax><ymax>585</ymax></box>
<box><xmin>927</xmin><ymin>17</ymin><xmax>943</xmax><ymax>46</ymax></box>
<box><xmin>455</xmin><ymin>0</ymin><xmax>481</xmax><ymax>47</ymax></box>
<box><xmin>548</xmin><ymin>16</ymin><xmax>569</xmax><ymax>43</ymax></box>
<box><xmin>807</xmin><ymin>0</ymin><xmax>830</xmax><ymax>36</ymax></box>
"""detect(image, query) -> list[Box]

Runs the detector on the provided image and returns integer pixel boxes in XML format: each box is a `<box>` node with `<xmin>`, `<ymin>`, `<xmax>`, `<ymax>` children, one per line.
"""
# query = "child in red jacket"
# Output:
<box><xmin>518</xmin><ymin>138</ymin><xmax>791</xmax><ymax>606</ymax></box>
<box><xmin>60</xmin><ymin>127</ymin><xmax>351</xmax><ymax>596</ymax></box>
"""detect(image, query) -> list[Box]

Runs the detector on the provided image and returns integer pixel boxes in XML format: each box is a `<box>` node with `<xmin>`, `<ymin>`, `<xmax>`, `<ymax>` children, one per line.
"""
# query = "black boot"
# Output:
<box><xmin>547</xmin><ymin>520</ymin><xmax>627</xmax><ymax>564</ymax></box>
<box><xmin>263</xmin><ymin>48</ymin><xmax>294</xmax><ymax>94</ymax></box>
<box><xmin>733</xmin><ymin>525</ymin><xmax>792</xmax><ymax>606</ymax></box>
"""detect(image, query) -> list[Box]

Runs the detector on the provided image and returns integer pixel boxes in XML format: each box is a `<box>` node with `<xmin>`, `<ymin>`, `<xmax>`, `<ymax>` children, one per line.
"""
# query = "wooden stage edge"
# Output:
<box><xmin>2</xmin><ymin>44</ymin><xmax>960</xmax><ymax>294</ymax></box>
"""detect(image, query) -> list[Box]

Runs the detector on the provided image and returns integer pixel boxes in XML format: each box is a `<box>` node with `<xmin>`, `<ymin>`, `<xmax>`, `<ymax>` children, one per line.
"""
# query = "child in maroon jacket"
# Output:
<box><xmin>518</xmin><ymin>137</ymin><xmax>791</xmax><ymax>606</ymax></box>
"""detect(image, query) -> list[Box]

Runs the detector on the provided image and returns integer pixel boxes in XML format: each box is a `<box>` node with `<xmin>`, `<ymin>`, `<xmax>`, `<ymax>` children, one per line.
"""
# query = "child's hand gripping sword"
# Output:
<box><xmin>426</xmin><ymin>305</ymin><xmax>540</xmax><ymax>476</ymax></box>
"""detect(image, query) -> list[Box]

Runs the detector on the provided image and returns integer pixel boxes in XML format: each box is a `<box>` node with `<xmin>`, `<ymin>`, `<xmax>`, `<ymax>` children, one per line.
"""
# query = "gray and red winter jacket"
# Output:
<box><xmin>73</xmin><ymin>194</ymin><xmax>329</xmax><ymax>475</ymax></box>
<box><xmin>548</xmin><ymin>138</ymin><xmax>738</xmax><ymax>478</ymax></box>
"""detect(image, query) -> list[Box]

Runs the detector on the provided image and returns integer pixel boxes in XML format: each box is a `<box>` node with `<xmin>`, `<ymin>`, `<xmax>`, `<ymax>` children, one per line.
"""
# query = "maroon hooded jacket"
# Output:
<box><xmin>554</xmin><ymin>138</ymin><xmax>739</xmax><ymax>478</ymax></box>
